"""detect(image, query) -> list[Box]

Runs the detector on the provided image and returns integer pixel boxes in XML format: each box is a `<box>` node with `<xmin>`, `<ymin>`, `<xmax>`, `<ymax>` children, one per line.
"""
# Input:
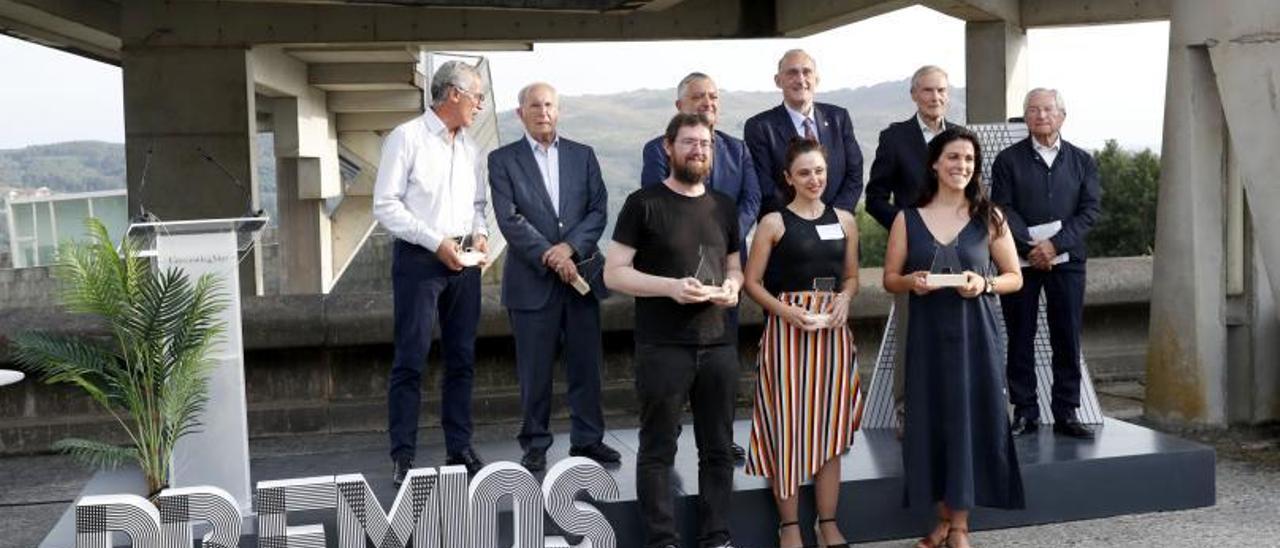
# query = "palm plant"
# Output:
<box><xmin>11</xmin><ymin>218</ymin><xmax>226</xmax><ymax>497</ymax></box>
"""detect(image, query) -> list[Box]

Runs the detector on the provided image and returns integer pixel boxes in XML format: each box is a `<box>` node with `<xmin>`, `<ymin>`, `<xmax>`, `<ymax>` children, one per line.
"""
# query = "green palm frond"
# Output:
<box><xmin>52</xmin><ymin>438</ymin><xmax>139</xmax><ymax>470</ymax></box>
<box><xmin>12</xmin><ymin>217</ymin><xmax>228</xmax><ymax>495</ymax></box>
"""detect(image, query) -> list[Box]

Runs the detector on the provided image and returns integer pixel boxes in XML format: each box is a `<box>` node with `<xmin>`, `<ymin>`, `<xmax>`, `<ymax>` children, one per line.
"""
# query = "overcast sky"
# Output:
<box><xmin>0</xmin><ymin>5</ymin><xmax>1168</xmax><ymax>151</ymax></box>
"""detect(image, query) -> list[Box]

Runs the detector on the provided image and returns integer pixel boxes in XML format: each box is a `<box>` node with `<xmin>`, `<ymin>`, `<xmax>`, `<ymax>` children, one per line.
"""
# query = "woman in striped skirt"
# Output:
<box><xmin>744</xmin><ymin>138</ymin><xmax>864</xmax><ymax>548</ymax></box>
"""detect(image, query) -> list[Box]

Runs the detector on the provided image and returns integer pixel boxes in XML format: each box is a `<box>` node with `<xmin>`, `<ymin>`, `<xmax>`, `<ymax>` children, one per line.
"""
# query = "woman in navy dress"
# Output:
<box><xmin>882</xmin><ymin>128</ymin><xmax>1025</xmax><ymax>548</ymax></box>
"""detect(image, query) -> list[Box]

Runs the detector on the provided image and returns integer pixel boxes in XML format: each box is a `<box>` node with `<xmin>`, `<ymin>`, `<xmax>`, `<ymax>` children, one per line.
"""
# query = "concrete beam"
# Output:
<box><xmin>275</xmin><ymin>158</ymin><xmax>334</xmax><ymax>294</ymax></box>
<box><xmin>0</xmin><ymin>0</ymin><xmax>120</xmax><ymax>63</ymax></box>
<box><xmin>336</xmin><ymin>111</ymin><xmax>419</xmax><ymax>132</ymax></box>
<box><xmin>921</xmin><ymin>0</ymin><xmax>1020</xmax><ymax>24</ymax></box>
<box><xmin>118</xmin><ymin>0</ymin><xmax>765</xmax><ymax>47</ymax></box>
<box><xmin>309</xmin><ymin>62</ymin><xmax>423</xmax><ymax>91</ymax></box>
<box><xmin>327</xmin><ymin>90</ymin><xmax>423</xmax><ymax>113</ymax></box>
<box><xmin>1021</xmin><ymin>0</ymin><xmax>1171</xmax><ymax>28</ymax></box>
<box><xmin>775</xmin><ymin>0</ymin><xmax>911</xmax><ymax>37</ymax></box>
<box><xmin>964</xmin><ymin>19</ymin><xmax>1027</xmax><ymax>123</ymax></box>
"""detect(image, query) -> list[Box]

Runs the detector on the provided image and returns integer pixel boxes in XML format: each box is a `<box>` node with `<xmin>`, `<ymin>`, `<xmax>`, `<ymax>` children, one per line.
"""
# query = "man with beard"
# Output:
<box><xmin>864</xmin><ymin>65</ymin><xmax>961</xmax><ymax>437</ymax></box>
<box><xmin>745</xmin><ymin>49</ymin><xmax>864</xmax><ymax>217</ymax></box>
<box><xmin>606</xmin><ymin>113</ymin><xmax>743</xmax><ymax>548</ymax></box>
<box><xmin>640</xmin><ymin>71</ymin><xmax>758</xmax><ymax>464</ymax></box>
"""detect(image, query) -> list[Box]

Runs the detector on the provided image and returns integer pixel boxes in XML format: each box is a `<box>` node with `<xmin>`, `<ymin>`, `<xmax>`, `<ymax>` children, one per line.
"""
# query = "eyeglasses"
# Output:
<box><xmin>677</xmin><ymin>138</ymin><xmax>712</xmax><ymax>149</ymax></box>
<box><xmin>453</xmin><ymin>85</ymin><xmax>486</xmax><ymax>104</ymax></box>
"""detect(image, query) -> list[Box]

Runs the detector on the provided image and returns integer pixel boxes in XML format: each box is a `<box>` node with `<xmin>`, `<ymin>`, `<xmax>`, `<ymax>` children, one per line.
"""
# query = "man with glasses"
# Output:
<box><xmin>606</xmin><ymin>113</ymin><xmax>743</xmax><ymax>548</ymax></box>
<box><xmin>374</xmin><ymin>60</ymin><xmax>491</xmax><ymax>484</ymax></box>
<box><xmin>992</xmin><ymin>88</ymin><xmax>1103</xmax><ymax>440</ymax></box>
<box><xmin>745</xmin><ymin>49</ymin><xmax>864</xmax><ymax>217</ymax></box>
<box><xmin>640</xmin><ymin>71</ymin><xmax>759</xmax><ymax>464</ymax></box>
<box><xmin>488</xmin><ymin>82</ymin><xmax>619</xmax><ymax>473</ymax></box>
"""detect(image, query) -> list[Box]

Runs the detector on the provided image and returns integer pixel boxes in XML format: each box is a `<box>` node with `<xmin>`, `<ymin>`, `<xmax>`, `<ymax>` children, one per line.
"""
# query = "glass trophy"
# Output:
<box><xmin>692</xmin><ymin>244</ymin><xmax>726</xmax><ymax>298</ymax></box>
<box><xmin>806</xmin><ymin>276</ymin><xmax>837</xmax><ymax>327</ymax></box>
<box><xmin>926</xmin><ymin>242</ymin><xmax>967</xmax><ymax>287</ymax></box>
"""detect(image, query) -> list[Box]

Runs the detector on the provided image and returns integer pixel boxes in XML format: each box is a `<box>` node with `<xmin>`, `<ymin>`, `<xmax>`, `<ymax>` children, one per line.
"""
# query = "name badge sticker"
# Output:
<box><xmin>815</xmin><ymin>223</ymin><xmax>844</xmax><ymax>240</ymax></box>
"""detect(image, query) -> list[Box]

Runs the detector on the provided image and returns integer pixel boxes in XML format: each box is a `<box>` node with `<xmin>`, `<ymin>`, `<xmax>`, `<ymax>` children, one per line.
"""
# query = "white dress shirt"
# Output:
<box><xmin>917</xmin><ymin>113</ymin><xmax>946</xmax><ymax>144</ymax></box>
<box><xmin>373</xmin><ymin>108</ymin><xmax>488</xmax><ymax>252</ymax></box>
<box><xmin>784</xmin><ymin>103</ymin><xmax>819</xmax><ymax>143</ymax></box>
<box><xmin>526</xmin><ymin>133</ymin><xmax>561</xmax><ymax>216</ymax></box>
<box><xmin>1033</xmin><ymin>135</ymin><xmax>1062</xmax><ymax>166</ymax></box>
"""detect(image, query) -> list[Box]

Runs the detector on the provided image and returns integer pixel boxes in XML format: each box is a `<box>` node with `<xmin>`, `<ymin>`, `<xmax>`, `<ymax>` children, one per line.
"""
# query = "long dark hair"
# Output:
<box><xmin>778</xmin><ymin>138</ymin><xmax>827</xmax><ymax>204</ymax></box>
<box><xmin>916</xmin><ymin>127</ymin><xmax>1005</xmax><ymax>236</ymax></box>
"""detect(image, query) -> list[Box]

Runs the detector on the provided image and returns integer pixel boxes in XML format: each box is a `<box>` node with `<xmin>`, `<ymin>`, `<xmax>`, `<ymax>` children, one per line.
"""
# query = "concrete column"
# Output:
<box><xmin>1146</xmin><ymin>0</ymin><xmax>1280</xmax><ymax>425</ymax></box>
<box><xmin>964</xmin><ymin>20</ymin><xmax>1028</xmax><ymax>124</ymax></box>
<box><xmin>122</xmin><ymin>47</ymin><xmax>262</xmax><ymax>295</ymax></box>
<box><xmin>271</xmin><ymin>96</ymin><xmax>336</xmax><ymax>295</ymax></box>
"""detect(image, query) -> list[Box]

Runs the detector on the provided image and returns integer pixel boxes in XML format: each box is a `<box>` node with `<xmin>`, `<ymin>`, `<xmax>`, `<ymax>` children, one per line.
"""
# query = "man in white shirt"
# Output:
<box><xmin>373</xmin><ymin>60</ymin><xmax>491</xmax><ymax>484</ymax></box>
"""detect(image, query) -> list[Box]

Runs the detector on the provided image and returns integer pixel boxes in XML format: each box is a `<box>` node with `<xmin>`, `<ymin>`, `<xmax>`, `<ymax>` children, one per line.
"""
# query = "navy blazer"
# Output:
<box><xmin>865</xmin><ymin>115</ymin><xmax>962</xmax><ymax>229</ymax></box>
<box><xmin>990</xmin><ymin>137</ymin><xmax>1103</xmax><ymax>268</ymax></box>
<box><xmin>743</xmin><ymin>102</ymin><xmax>864</xmax><ymax>216</ymax></box>
<box><xmin>639</xmin><ymin>129</ymin><xmax>761</xmax><ymax>248</ymax></box>
<box><xmin>488</xmin><ymin>136</ymin><xmax>610</xmax><ymax>310</ymax></box>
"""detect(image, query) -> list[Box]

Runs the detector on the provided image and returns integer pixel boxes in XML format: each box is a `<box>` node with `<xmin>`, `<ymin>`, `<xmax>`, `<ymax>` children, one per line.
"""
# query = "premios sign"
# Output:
<box><xmin>74</xmin><ymin>458</ymin><xmax>618</xmax><ymax>548</ymax></box>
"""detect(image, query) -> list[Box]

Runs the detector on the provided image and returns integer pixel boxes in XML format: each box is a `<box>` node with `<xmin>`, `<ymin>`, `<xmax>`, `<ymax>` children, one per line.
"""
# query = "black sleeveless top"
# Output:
<box><xmin>762</xmin><ymin>206</ymin><xmax>847</xmax><ymax>294</ymax></box>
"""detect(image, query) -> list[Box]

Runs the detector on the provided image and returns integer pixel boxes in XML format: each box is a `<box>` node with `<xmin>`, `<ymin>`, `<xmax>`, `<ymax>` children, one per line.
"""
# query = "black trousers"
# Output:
<box><xmin>387</xmin><ymin>239</ymin><xmax>480</xmax><ymax>459</ymax></box>
<box><xmin>634</xmin><ymin>342</ymin><xmax>738</xmax><ymax>548</ymax></box>
<box><xmin>1001</xmin><ymin>266</ymin><xmax>1086</xmax><ymax>422</ymax></box>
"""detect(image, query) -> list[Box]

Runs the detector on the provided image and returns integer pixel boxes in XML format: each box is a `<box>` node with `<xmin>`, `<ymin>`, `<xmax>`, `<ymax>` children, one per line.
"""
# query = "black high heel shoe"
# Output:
<box><xmin>814</xmin><ymin>517</ymin><xmax>850</xmax><ymax>548</ymax></box>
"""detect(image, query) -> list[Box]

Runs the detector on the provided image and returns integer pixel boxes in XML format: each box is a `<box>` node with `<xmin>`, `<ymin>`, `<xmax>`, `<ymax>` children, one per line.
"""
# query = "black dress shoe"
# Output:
<box><xmin>731</xmin><ymin>442</ymin><xmax>746</xmax><ymax>465</ymax></box>
<box><xmin>392</xmin><ymin>456</ymin><xmax>413</xmax><ymax>487</ymax></box>
<box><xmin>569</xmin><ymin>442</ymin><xmax>621</xmax><ymax>464</ymax></box>
<box><xmin>1011</xmin><ymin>416</ymin><xmax>1039</xmax><ymax>437</ymax></box>
<box><xmin>521</xmin><ymin>447</ymin><xmax>547</xmax><ymax>472</ymax></box>
<box><xmin>446</xmin><ymin>447</ymin><xmax>485</xmax><ymax>475</ymax></box>
<box><xmin>1053</xmin><ymin>418</ymin><xmax>1096</xmax><ymax>440</ymax></box>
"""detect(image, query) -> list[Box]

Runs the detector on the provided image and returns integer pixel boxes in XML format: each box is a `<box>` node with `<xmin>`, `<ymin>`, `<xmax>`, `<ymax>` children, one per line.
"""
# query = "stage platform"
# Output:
<box><xmin>41</xmin><ymin>418</ymin><xmax>1213</xmax><ymax>547</ymax></box>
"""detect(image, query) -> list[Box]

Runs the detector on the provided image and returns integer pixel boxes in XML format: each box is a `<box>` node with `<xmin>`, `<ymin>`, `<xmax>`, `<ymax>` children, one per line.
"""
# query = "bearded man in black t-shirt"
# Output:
<box><xmin>605</xmin><ymin>113</ymin><xmax>743</xmax><ymax>548</ymax></box>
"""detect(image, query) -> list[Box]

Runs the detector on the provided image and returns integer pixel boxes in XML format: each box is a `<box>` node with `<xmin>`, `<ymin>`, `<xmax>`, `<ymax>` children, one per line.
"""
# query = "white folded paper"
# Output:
<box><xmin>1020</xmin><ymin>220</ymin><xmax>1070</xmax><ymax>267</ymax></box>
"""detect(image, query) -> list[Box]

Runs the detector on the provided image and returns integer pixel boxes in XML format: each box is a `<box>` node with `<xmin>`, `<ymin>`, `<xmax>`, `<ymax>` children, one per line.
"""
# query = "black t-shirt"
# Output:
<box><xmin>611</xmin><ymin>183</ymin><xmax>740</xmax><ymax>346</ymax></box>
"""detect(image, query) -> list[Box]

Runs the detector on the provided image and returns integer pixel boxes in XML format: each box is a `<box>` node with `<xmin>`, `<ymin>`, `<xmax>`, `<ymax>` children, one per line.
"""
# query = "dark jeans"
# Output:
<box><xmin>634</xmin><ymin>342</ymin><xmax>738</xmax><ymax>548</ymax></box>
<box><xmin>387</xmin><ymin>239</ymin><xmax>480</xmax><ymax>460</ymax></box>
<box><xmin>1002</xmin><ymin>266</ymin><xmax>1086</xmax><ymax>422</ymax></box>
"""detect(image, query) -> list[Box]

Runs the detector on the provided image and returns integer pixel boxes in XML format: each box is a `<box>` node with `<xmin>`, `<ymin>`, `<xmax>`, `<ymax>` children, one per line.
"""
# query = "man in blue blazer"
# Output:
<box><xmin>992</xmin><ymin>88</ymin><xmax>1103</xmax><ymax>441</ymax></box>
<box><xmin>641</xmin><ymin>72</ymin><xmax>761</xmax><ymax>252</ymax></box>
<box><xmin>745</xmin><ymin>49</ymin><xmax>864</xmax><ymax>217</ymax></box>
<box><xmin>865</xmin><ymin>65</ymin><xmax>961</xmax><ymax>436</ymax></box>
<box><xmin>488</xmin><ymin>82</ymin><xmax>620</xmax><ymax>471</ymax></box>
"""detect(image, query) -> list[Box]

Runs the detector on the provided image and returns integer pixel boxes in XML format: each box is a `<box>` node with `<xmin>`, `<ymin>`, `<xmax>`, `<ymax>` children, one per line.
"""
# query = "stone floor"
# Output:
<box><xmin>3</xmin><ymin>378</ymin><xmax>1279</xmax><ymax>548</ymax></box>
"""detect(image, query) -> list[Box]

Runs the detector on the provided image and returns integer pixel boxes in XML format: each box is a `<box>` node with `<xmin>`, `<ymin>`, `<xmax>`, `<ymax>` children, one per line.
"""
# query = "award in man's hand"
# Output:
<box><xmin>692</xmin><ymin>244</ymin><xmax>726</xmax><ymax>298</ymax></box>
<box><xmin>926</xmin><ymin>243</ymin><xmax>966</xmax><ymax>287</ymax></box>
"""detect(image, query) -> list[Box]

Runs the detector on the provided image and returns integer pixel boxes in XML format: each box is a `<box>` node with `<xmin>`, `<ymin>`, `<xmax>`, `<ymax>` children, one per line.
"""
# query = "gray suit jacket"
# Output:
<box><xmin>488</xmin><ymin>136</ymin><xmax>609</xmax><ymax>310</ymax></box>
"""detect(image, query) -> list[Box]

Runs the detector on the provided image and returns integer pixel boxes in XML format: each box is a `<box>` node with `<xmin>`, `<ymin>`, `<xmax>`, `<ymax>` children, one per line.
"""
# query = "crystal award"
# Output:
<box><xmin>926</xmin><ymin>242</ymin><xmax>967</xmax><ymax>287</ymax></box>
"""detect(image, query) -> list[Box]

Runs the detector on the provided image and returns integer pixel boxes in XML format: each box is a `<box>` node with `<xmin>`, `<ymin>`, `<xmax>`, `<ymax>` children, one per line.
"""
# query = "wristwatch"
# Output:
<box><xmin>984</xmin><ymin>275</ymin><xmax>997</xmax><ymax>295</ymax></box>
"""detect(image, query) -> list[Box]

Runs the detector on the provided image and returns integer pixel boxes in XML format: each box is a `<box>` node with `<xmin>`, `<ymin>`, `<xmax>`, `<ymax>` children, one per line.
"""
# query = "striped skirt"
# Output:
<box><xmin>745</xmin><ymin>291</ymin><xmax>864</xmax><ymax>500</ymax></box>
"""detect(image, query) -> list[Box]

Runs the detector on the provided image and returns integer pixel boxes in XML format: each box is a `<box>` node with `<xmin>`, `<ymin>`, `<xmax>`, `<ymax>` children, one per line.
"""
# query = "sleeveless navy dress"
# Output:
<box><xmin>901</xmin><ymin>208</ymin><xmax>1024</xmax><ymax>510</ymax></box>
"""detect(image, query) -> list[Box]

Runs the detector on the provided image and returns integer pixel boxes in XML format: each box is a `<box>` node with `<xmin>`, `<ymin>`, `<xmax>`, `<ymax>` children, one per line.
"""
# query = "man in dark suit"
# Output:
<box><xmin>744</xmin><ymin>48</ymin><xmax>864</xmax><ymax>217</ymax></box>
<box><xmin>641</xmin><ymin>72</ymin><xmax>761</xmax><ymax>250</ymax></box>
<box><xmin>865</xmin><ymin>65</ymin><xmax>960</xmax><ymax>436</ymax></box>
<box><xmin>488</xmin><ymin>82</ymin><xmax>620</xmax><ymax>471</ymax></box>
<box><xmin>992</xmin><ymin>88</ymin><xmax>1103</xmax><ymax>440</ymax></box>
<box><xmin>640</xmin><ymin>71</ymin><xmax>759</xmax><ymax>464</ymax></box>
